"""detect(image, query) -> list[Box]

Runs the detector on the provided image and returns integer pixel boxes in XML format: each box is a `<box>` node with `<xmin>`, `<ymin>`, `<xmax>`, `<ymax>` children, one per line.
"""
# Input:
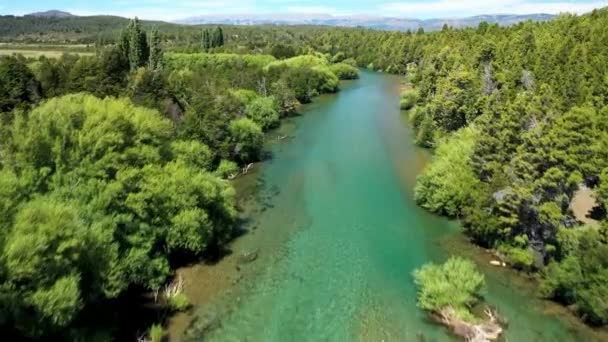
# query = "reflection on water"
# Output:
<box><xmin>171</xmin><ymin>71</ymin><xmax>605</xmax><ymax>342</ymax></box>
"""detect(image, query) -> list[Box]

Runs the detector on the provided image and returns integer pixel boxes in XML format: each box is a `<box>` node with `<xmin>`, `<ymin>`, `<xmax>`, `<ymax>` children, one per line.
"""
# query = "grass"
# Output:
<box><xmin>0</xmin><ymin>43</ymin><xmax>95</xmax><ymax>59</ymax></box>
<box><xmin>0</xmin><ymin>49</ymin><xmax>94</xmax><ymax>58</ymax></box>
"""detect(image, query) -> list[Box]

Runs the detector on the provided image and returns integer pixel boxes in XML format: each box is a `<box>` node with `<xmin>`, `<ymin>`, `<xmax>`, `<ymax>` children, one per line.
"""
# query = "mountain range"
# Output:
<box><xmin>21</xmin><ymin>10</ymin><xmax>557</xmax><ymax>31</ymax></box>
<box><xmin>176</xmin><ymin>13</ymin><xmax>556</xmax><ymax>31</ymax></box>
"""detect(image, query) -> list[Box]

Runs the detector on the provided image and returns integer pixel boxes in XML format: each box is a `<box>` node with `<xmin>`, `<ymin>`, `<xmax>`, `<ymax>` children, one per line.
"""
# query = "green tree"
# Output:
<box><xmin>127</xmin><ymin>18</ymin><xmax>149</xmax><ymax>70</ymax></box>
<box><xmin>0</xmin><ymin>55</ymin><xmax>40</xmax><ymax>114</ymax></box>
<box><xmin>213</xmin><ymin>26</ymin><xmax>224</xmax><ymax>47</ymax></box>
<box><xmin>149</xmin><ymin>27</ymin><xmax>163</xmax><ymax>70</ymax></box>
<box><xmin>415</xmin><ymin>126</ymin><xmax>479</xmax><ymax>217</ymax></box>
<box><xmin>229</xmin><ymin>118</ymin><xmax>263</xmax><ymax>163</ymax></box>
<box><xmin>245</xmin><ymin>96</ymin><xmax>280</xmax><ymax>130</ymax></box>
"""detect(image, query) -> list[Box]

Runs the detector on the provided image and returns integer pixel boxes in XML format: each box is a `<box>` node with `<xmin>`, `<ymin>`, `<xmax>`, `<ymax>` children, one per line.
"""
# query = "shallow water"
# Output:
<box><xmin>181</xmin><ymin>71</ymin><xmax>604</xmax><ymax>341</ymax></box>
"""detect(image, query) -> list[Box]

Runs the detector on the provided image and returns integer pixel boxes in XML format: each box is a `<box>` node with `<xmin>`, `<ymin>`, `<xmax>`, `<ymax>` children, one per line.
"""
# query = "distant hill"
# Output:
<box><xmin>0</xmin><ymin>10</ymin><xmax>556</xmax><ymax>44</ymax></box>
<box><xmin>26</xmin><ymin>10</ymin><xmax>76</xmax><ymax>18</ymax></box>
<box><xmin>0</xmin><ymin>14</ymin><xmax>174</xmax><ymax>43</ymax></box>
<box><xmin>177</xmin><ymin>13</ymin><xmax>556</xmax><ymax>31</ymax></box>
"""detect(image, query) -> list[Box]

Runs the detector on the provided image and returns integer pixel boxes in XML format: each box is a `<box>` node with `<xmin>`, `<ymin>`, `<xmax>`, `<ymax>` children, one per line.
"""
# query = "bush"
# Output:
<box><xmin>400</xmin><ymin>88</ymin><xmax>419</xmax><ymax>110</ymax></box>
<box><xmin>413</xmin><ymin>257</ymin><xmax>485</xmax><ymax>322</ymax></box>
<box><xmin>231</xmin><ymin>89</ymin><xmax>259</xmax><ymax>106</ymax></box>
<box><xmin>168</xmin><ymin>293</ymin><xmax>190</xmax><ymax>311</ymax></box>
<box><xmin>265</xmin><ymin>55</ymin><xmax>339</xmax><ymax>101</ymax></box>
<box><xmin>342</xmin><ymin>58</ymin><xmax>357</xmax><ymax>67</ymax></box>
<box><xmin>149</xmin><ymin>323</ymin><xmax>164</xmax><ymax>342</ymax></box>
<box><xmin>498</xmin><ymin>244</ymin><xmax>535</xmax><ymax>270</ymax></box>
<box><xmin>215</xmin><ymin>160</ymin><xmax>240</xmax><ymax>179</ymax></box>
<box><xmin>329</xmin><ymin>63</ymin><xmax>359</xmax><ymax>80</ymax></box>
<box><xmin>408</xmin><ymin>105</ymin><xmax>425</xmax><ymax>129</ymax></box>
<box><xmin>229</xmin><ymin>118</ymin><xmax>264</xmax><ymax>163</ymax></box>
<box><xmin>245</xmin><ymin>96</ymin><xmax>279</xmax><ymax>130</ymax></box>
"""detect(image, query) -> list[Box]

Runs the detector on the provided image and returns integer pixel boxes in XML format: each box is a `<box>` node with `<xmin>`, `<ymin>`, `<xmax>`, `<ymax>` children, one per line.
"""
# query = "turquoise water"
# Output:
<box><xmin>185</xmin><ymin>71</ymin><xmax>603</xmax><ymax>341</ymax></box>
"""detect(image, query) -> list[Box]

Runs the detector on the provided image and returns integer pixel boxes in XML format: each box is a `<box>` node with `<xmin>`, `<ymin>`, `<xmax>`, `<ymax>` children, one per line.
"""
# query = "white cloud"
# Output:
<box><xmin>380</xmin><ymin>0</ymin><xmax>608</xmax><ymax>18</ymax></box>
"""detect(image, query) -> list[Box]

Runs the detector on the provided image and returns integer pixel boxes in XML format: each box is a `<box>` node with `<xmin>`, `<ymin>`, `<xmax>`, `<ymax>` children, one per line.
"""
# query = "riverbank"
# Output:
<box><xmin>167</xmin><ymin>71</ymin><xmax>605</xmax><ymax>341</ymax></box>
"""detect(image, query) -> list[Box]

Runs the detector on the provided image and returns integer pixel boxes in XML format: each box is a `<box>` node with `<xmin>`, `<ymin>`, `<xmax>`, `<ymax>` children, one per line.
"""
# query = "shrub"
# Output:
<box><xmin>215</xmin><ymin>160</ymin><xmax>240</xmax><ymax>179</ymax></box>
<box><xmin>329</xmin><ymin>63</ymin><xmax>359</xmax><ymax>80</ymax></box>
<box><xmin>413</xmin><ymin>257</ymin><xmax>485</xmax><ymax>322</ymax></box>
<box><xmin>150</xmin><ymin>323</ymin><xmax>164</xmax><ymax>342</ymax></box>
<box><xmin>498</xmin><ymin>244</ymin><xmax>535</xmax><ymax>270</ymax></box>
<box><xmin>400</xmin><ymin>88</ymin><xmax>419</xmax><ymax>110</ymax></box>
<box><xmin>168</xmin><ymin>293</ymin><xmax>190</xmax><ymax>311</ymax></box>
<box><xmin>245</xmin><ymin>96</ymin><xmax>279</xmax><ymax>130</ymax></box>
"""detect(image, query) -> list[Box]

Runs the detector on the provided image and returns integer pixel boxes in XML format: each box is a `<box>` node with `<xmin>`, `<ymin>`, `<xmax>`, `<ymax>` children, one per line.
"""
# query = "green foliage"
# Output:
<box><xmin>171</xmin><ymin>140</ymin><xmax>214</xmax><ymax>171</ymax></box>
<box><xmin>270</xmin><ymin>43</ymin><xmax>297</xmax><ymax>59</ymax></box>
<box><xmin>116</xmin><ymin>18</ymin><xmax>151</xmax><ymax>71</ymax></box>
<box><xmin>215</xmin><ymin>160</ymin><xmax>240</xmax><ymax>179</ymax></box>
<box><xmin>399</xmin><ymin>88</ymin><xmax>419</xmax><ymax>110</ymax></box>
<box><xmin>0</xmin><ymin>94</ymin><xmax>236</xmax><ymax>337</ymax></box>
<box><xmin>498</xmin><ymin>244</ymin><xmax>535</xmax><ymax>270</ymax></box>
<box><xmin>201</xmin><ymin>26</ymin><xmax>225</xmax><ymax>51</ymax></box>
<box><xmin>415</xmin><ymin>126</ymin><xmax>479</xmax><ymax>217</ymax></box>
<box><xmin>229</xmin><ymin>118</ymin><xmax>264</xmax><ymax>163</ymax></box>
<box><xmin>329</xmin><ymin>63</ymin><xmax>359</xmax><ymax>80</ymax></box>
<box><xmin>165</xmin><ymin>52</ymin><xmax>275</xmax><ymax>72</ymax></box>
<box><xmin>245</xmin><ymin>96</ymin><xmax>279</xmax><ymax>130</ymax></box>
<box><xmin>231</xmin><ymin>89</ymin><xmax>259</xmax><ymax>105</ymax></box>
<box><xmin>0</xmin><ymin>55</ymin><xmax>40</xmax><ymax>113</ymax></box>
<box><xmin>168</xmin><ymin>293</ymin><xmax>191</xmax><ymax>312</ymax></box>
<box><xmin>413</xmin><ymin>257</ymin><xmax>485</xmax><ymax>322</ymax></box>
<box><xmin>265</xmin><ymin>55</ymin><xmax>339</xmax><ymax>101</ymax></box>
<box><xmin>149</xmin><ymin>27</ymin><xmax>163</xmax><ymax>70</ymax></box>
<box><xmin>541</xmin><ymin>229</ymin><xmax>608</xmax><ymax>325</ymax></box>
<box><xmin>149</xmin><ymin>323</ymin><xmax>165</xmax><ymax>342</ymax></box>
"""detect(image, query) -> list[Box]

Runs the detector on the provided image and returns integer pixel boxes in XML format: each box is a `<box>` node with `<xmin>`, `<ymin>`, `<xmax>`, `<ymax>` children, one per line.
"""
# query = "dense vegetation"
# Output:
<box><xmin>2</xmin><ymin>6</ymin><xmax>608</xmax><ymax>336</ymax></box>
<box><xmin>0</xmin><ymin>18</ymin><xmax>356</xmax><ymax>339</ymax></box>
<box><xmin>390</xmin><ymin>10</ymin><xmax>608</xmax><ymax>325</ymax></box>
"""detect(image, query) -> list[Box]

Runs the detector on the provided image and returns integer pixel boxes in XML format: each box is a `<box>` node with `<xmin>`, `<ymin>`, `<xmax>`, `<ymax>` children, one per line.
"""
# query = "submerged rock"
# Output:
<box><xmin>237</xmin><ymin>249</ymin><xmax>259</xmax><ymax>264</ymax></box>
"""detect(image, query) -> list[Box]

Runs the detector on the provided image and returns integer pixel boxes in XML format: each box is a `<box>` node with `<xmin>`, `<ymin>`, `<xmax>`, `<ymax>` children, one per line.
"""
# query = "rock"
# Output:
<box><xmin>490</xmin><ymin>260</ymin><xmax>502</xmax><ymax>266</ymax></box>
<box><xmin>237</xmin><ymin>249</ymin><xmax>259</xmax><ymax>264</ymax></box>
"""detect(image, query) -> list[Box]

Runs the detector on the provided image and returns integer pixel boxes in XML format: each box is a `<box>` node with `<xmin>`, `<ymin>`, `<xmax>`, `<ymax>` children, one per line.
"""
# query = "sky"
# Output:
<box><xmin>0</xmin><ymin>0</ymin><xmax>606</xmax><ymax>21</ymax></box>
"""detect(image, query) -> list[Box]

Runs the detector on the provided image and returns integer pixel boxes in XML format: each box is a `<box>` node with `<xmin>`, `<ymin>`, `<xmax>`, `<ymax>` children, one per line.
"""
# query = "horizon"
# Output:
<box><xmin>0</xmin><ymin>0</ymin><xmax>606</xmax><ymax>21</ymax></box>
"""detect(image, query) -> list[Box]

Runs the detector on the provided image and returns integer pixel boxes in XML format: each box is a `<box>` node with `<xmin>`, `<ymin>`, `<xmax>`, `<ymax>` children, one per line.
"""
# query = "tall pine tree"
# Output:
<box><xmin>202</xmin><ymin>29</ymin><xmax>211</xmax><ymax>51</ymax></box>
<box><xmin>149</xmin><ymin>27</ymin><xmax>163</xmax><ymax>70</ymax></box>
<box><xmin>213</xmin><ymin>26</ymin><xmax>224</xmax><ymax>47</ymax></box>
<box><xmin>128</xmin><ymin>18</ymin><xmax>149</xmax><ymax>71</ymax></box>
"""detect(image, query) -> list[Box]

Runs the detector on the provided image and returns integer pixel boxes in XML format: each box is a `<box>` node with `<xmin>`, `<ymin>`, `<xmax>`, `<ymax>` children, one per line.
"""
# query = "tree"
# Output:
<box><xmin>0</xmin><ymin>55</ymin><xmax>40</xmax><ymax>114</ymax></box>
<box><xmin>1</xmin><ymin>94</ymin><xmax>237</xmax><ymax>337</ymax></box>
<box><xmin>245</xmin><ymin>96</ymin><xmax>279</xmax><ymax>130</ymax></box>
<box><xmin>202</xmin><ymin>29</ymin><xmax>211</xmax><ymax>51</ymax></box>
<box><xmin>415</xmin><ymin>126</ymin><xmax>479</xmax><ymax>217</ymax></box>
<box><xmin>229</xmin><ymin>118</ymin><xmax>263</xmax><ymax>163</ymax></box>
<box><xmin>3</xmin><ymin>199</ymin><xmax>88</xmax><ymax>333</ymax></box>
<box><xmin>149</xmin><ymin>27</ymin><xmax>163</xmax><ymax>70</ymax></box>
<box><xmin>213</xmin><ymin>26</ymin><xmax>224</xmax><ymax>48</ymax></box>
<box><xmin>121</xmin><ymin>17</ymin><xmax>149</xmax><ymax>71</ymax></box>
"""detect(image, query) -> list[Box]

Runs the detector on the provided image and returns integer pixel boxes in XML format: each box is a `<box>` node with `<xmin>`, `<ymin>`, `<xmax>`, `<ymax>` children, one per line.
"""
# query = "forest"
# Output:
<box><xmin>1</xmin><ymin>6</ymin><xmax>608</xmax><ymax>340</ymax></box>
<box><xmin>0</xmin><ymin>18</ymin><xmax>358</xmax><ymax>340</ymax></box>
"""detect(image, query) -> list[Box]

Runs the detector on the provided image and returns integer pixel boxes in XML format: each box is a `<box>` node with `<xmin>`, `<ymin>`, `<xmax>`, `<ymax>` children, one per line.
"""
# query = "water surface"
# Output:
<box><xmin>182</xmin><ymin>70</ymin><xmax>603</xmax><ymax>341</ymax></box>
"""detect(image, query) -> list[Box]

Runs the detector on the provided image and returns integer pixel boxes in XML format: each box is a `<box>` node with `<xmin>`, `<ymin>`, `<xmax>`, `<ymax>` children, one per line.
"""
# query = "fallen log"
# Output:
<box><xmin>434</xmin><ymin>306</ymin><xmax>503</xmax><ymax>342</ymax></box>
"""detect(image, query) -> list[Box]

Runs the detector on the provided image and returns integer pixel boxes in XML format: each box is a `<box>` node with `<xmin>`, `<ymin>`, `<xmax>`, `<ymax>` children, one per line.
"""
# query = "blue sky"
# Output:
<box><xmin>0</xmin><ymin>0</ymin><xmax>606</xmax><ymax>20</ymax></box>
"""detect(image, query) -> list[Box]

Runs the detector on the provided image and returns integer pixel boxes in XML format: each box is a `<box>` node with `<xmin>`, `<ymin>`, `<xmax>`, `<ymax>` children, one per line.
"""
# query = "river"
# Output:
<box><xmin>171</xmin><ymin>70</ymin><xmax>605</xmax><ymax>341</ymax></box>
